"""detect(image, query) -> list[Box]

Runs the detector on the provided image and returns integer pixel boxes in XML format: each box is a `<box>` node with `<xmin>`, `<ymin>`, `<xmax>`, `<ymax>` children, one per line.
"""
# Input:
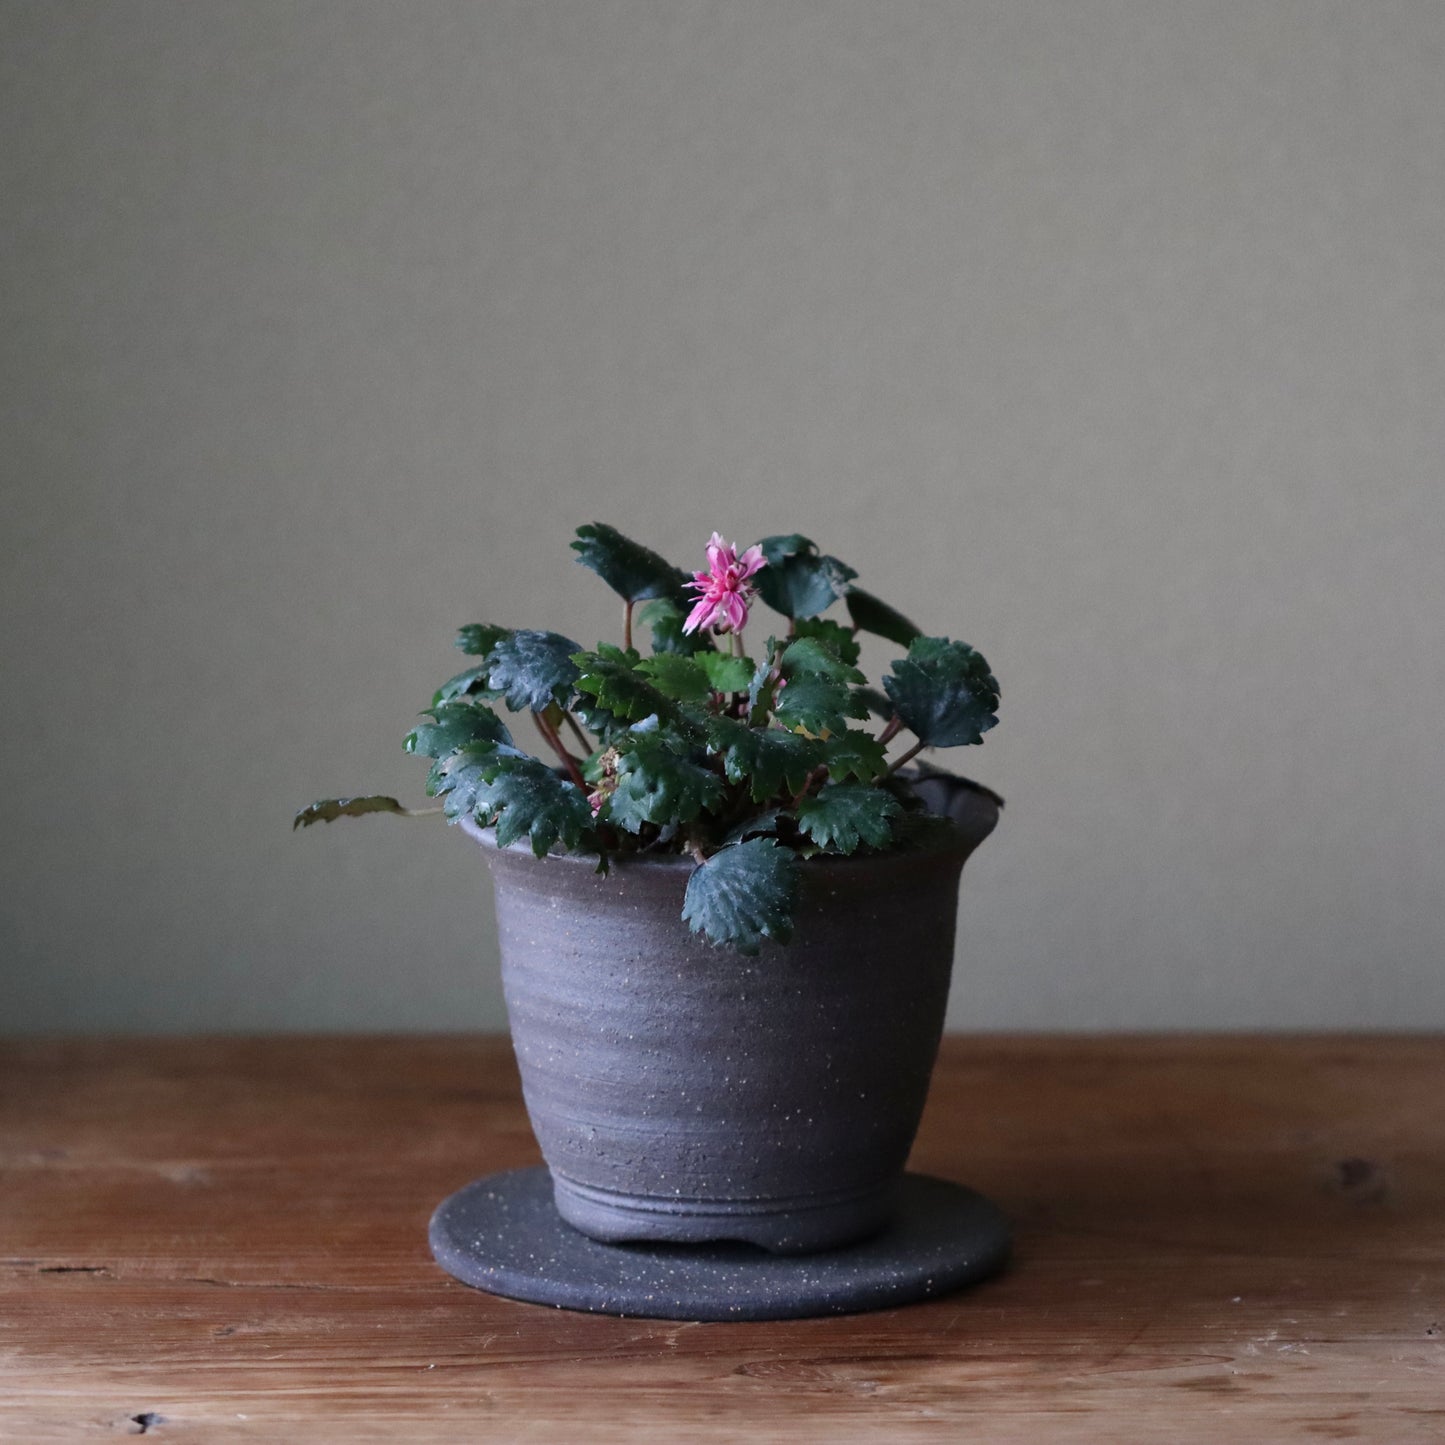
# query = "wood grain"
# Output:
<box><xmin>2</xmin><ymin>1035</ymin><xmax>1442</xmax><ymax>1442</ymax></box>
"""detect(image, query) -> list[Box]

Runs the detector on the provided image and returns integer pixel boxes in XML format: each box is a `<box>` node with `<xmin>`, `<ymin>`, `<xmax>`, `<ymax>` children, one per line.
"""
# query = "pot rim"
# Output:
<box><xmin>456</xmin><ymin>785</ymin><xmax>999</xmax><ymax>872</ymax></box>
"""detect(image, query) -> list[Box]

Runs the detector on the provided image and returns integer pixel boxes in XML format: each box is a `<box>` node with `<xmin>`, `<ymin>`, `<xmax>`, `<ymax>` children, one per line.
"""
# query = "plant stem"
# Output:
<box><xmin>624</xmin><ymin>600</ymin><xmax>634</xmax><ymax>653</ymax></box>
<box><xmin>885</xmin><ymin>739</ymin><xmax>926</xmax><ymax>776</ymax></box>
<box><xmin>562</xmin><ymin>710</ymin><xmax>591</xmax><ymax>753</ymax></box>
<box><xmin>789</xmin><ymin>765</ymin><xmax>828</xmax><ymax>810</ymax></box>
<box><xmin>533</xmin><ymin>711</ymin><xmax>588</xmax><ymax>791</ymax></box>
<box><xmin>878</xmin><ymin>714</ymin><xmax>904</xmax><ymax>746</ymax></box>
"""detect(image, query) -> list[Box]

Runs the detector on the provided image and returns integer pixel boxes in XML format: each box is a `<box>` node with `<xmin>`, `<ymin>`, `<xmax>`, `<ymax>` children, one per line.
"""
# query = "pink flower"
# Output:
<box><xmin>683</xmin><ymin>533</ymin><xmax>767</xmax><ymax>634</ymax></box>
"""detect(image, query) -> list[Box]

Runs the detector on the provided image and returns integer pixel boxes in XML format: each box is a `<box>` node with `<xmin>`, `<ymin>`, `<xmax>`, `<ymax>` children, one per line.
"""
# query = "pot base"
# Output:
<box><xmin>429</xmin><ymin>1167</ymin><xmax>1009</xmax><ymax>1322</ymax></box>
<box><xmin>551</xmin><ymin>1171</ymin><xmax>895</xmax><ymax>1254</ymax></box>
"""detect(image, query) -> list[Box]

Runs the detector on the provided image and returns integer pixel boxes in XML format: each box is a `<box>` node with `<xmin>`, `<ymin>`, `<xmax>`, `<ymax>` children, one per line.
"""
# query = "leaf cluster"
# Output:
<box><xmin>301</xmin><ymin>522</ymin><xmax>1001</xmax><ymax>952</ymax></box>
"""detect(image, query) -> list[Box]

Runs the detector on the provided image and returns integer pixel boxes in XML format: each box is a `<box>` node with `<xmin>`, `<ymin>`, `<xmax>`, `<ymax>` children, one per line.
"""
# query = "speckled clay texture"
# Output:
<box><xmin>460</xmin><ymin>787</ymin><xmax>997</xmax><ymax>1253</ymax></box>
<box><xmin>429</xmin><ymin>1166</ymin><xmax>1010</xmax><ymax>1321</ymax></box>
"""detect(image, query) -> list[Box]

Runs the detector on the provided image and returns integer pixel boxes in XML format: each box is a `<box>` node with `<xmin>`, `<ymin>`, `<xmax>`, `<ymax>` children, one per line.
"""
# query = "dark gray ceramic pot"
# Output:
<box><xmin>459</xmin><ymin>782</ymin><xmax>998</xmax><ymax>1254</ymax></box>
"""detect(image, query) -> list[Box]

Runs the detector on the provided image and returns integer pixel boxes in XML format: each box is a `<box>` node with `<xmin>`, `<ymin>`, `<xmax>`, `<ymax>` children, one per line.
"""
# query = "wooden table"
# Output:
<box><xmin>2</xmin><ymin>1036</ymin><xmax>1441</xmax><ymax>1442</ymax></box>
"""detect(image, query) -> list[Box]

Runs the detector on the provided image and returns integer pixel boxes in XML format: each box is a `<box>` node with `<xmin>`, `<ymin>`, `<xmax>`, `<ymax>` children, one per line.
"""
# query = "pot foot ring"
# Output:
<box><xmin>429</xmin><ymin>1167</ymin><xmax>1009</xmax><ymax>1321</ymax></box>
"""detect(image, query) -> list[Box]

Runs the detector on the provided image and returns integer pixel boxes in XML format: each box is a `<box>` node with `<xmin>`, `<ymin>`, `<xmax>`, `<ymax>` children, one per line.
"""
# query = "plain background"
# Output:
<box><xmin>3</xmin><ymin>1</ymin><xmax>1442</xmax><ymax>1035</ymax></box>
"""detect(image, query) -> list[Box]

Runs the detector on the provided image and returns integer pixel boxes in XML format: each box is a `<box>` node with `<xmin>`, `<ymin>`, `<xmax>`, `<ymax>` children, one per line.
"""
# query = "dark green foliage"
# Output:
<box><xmin>487</xmin><ymin>630</ymin><xmax>582</xmax><ymax>712</ymax></box>
<box><xmin>571</xmin><ymin>698</ymin><xmax>631</xmax><ymax>743</ymax></box>
<box><xmin>573</xmin><ymin>644</ymin><xmax>683</xmax><ymax>724</ymax></box>
<box><xmin>572</xmin><ymin>523</ymin><xmax>688</xmax><ymax>603</ymax></box>
<box><xmin>694</xmin><ymin>651</ymin><xmax>754</xmax><ymax>693</ymax></box>
<box><xmin>473</xmin><ymin>754</ymin><xmax>595</xmax><ymax>856</ymax></box>
<box><xmin>405</xmin><ymin>701</ymin><xmax>512</xmax><ymax>760</ymax></box>
<box><xmin>682</xmin><ymin>839</ymin><xmax>799</xmax><ymax>955</ymax></box>
<box><xmin>604</xmin><ymin>737</ymin><xmax>724</xmax><ymax>832</ymax></box>
<box><xmin>779</xmin><ymin>636</ymin><xmax>865</xmax><ymax>685</ymax></box>
<box><xmin>884</xmin><ymin>636</ymin><xmax>1000</xmax><ymax>747</ymax></box>
<box><xmin>823</xmin><ymin>729</ymin><xmax>889</xmax><ymax>783</ymax></box>
<box><xmin>300</xmin><ymin>529</ymin><xmax>1002</xmax><ymax>952</ymax></box>
<box><xmin>846</xmin><ymin>587</ymin><xmax>922</xmax><ymax>647</ymax></box>
<box><xmin>746</xmin><ymin>645</ymin><xmax>781</xmax><ymax>716</ymax></box>
<box><xmin>456</xmin><ymin>623</ymin><xmax>510</xmax><ymax>657</ymax></box>
<box><xmin>773</xmin><ymin>674</ymin><xmax>869</xmax><ymax>739</ymax></box>
<box><xmin>791</xmin><ymin>616</ymin><xmax>861</xmax><ymax>667</ymax></box>
<box><xmin>293</xmin><ymin>796</ymin><xmax>412</xmax><ymax>828</ymax></box>
<box><xmin>430</xmin><ymin>743</ymin><xmax>507</xmax><ymax>819</ymax></box>
<box><xmin>637</xmin><ymin>597</ymin><xmax>712</xmax><ymax>656</ymax></box>
<box><xmin>636</xmin><ymin>652</ymin><xmax>712</xmax><ymax>704</ymax></box>
<box><xmin>753</xmin><ymin>535</ymin><xmax>857</xmax><ymax>620</ymax></box>
<box><xmin>795</xmin><ymin>783</ymin><xmax>900</xmax><ymax>853</ymax></box>
<box><xmin>432</xmin><ymin>665</ymin><xmax>497</xmax><ymax>707</ymax></box>
<box><xmin>705</xmin><ymin>716</ymin><xmax>825</xmax><ymax>801</ymax></box>
<box><xmin>720</xmin><ymin>808</ymin><xmax>790</xmax><ymax>846</ymax></box>
<box><xmin>406</xmin><ymin>702</ymin><xmax>520</xmax><ymax>796</ymax></box>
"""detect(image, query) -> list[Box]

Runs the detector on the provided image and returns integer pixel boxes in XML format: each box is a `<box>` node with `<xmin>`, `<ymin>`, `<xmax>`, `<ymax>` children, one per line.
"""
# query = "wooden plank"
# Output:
<box><xmin>2</xmin><ymin>1036</ymin><xmax>1442</xmax><ymax>1441</ymax></box>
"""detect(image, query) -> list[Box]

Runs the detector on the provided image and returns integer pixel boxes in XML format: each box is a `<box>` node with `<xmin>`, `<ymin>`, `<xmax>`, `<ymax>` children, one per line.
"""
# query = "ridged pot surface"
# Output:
<box><xmin>461</xmin><ymin>793</ymin><xmax>996</xmax><ymax>1253</ymax></box>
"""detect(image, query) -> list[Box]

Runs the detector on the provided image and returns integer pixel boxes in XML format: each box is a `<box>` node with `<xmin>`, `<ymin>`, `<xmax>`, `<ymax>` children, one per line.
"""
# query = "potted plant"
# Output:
<box><xmin>298</xmin><ymin>525</ymin><xmax>1003</xmax><ymax>1260</ymax></box>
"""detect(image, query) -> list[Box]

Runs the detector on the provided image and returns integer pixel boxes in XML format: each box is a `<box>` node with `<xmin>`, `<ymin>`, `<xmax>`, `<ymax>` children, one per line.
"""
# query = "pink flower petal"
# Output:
<box><xmin>682</xmin><ymin>596</ymin><xmax>717</xmax><ymax>634</ymax></box>
<box><xmin>721</xmin><ymin>591</ymin><xmax>747</xmax><ymax>631</ymax></box>
<box><xmin>684</xmin><ymin>533</ymin><xmax>767</xmax><ymax>633</ymax></box>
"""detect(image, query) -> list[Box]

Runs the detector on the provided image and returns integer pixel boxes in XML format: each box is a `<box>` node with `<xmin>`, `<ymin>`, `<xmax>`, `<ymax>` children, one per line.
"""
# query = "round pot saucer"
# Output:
<box><xmin>429</xmin><ymin>1167</ymin><xmax>1009</xmax><ymax>1322</ymax></box>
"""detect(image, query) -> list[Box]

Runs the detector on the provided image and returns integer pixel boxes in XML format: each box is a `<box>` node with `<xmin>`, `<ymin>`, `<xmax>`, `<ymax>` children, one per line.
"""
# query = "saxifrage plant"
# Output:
<box><xmin>296</xmin><ymin>525</ymin><xmax>1001</xmax><ymax>953</ymax></box>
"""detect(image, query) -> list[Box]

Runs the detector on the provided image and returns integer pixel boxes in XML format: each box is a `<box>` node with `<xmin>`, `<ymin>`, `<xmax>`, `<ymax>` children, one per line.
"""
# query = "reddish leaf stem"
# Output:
<box><xmin>885</xmin><ymin>739</ymin><xmax>925</xmax><ymax>776</ymax></box>
<box><xmin>533</xmin><ymin>711</ymin><xmax>588</xmax><ymax>791</ymax></box>
<box><xmin>562</xmin><ymin>710</ymin><xmax>591</xmax><ymax>753</ymax></box>
<box><xmin>789</xmin><ymin>765</ymin><xmax>828</xmax><ymax>810</ymax></box>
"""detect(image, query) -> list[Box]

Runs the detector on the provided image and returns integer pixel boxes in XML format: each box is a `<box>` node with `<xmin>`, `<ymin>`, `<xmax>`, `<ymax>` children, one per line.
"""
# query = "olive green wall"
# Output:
<box><xmin>4</xmin><ymin>1</ymin><xmax>1442</xmax><ymax>1033</ymax></box>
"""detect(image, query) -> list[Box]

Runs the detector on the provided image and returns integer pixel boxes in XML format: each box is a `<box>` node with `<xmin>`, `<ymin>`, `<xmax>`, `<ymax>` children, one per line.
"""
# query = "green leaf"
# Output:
<box><xmin>792</xmin><ymin>616</ymin><xmax>861</xmax><ymax>667</ymax></box>
<box><xmin>405</xmin><ymin>701</ymin><xmax>512</xmax><ymax>759</ymax></box>
<box><xmin>753</xmin><ymin>535</ymin><xmax>857</xmax><ymax>620</ymax></box>
<box><xmin>720</xmin><ymin>808</ymin><xmax>790</xmax><ymax>846</ymax></box>
<box><xmin>456</xmin><ymin>623</ymin><xmax>510</xmax><ymax>657</ymax></box>
<box><xmin>473</xmin><ymin>754</ymin><xmax>595</xmax><ymax>856</ymax></box>
<box><xmin>487</xmin><ymin>630</ymin><xmax>582</xmax><ymax>712</ymax></box>
<box><xmin>603</xmin><ymin>737</ymin><xmax>724</xmax><ymax>832</ymax></box>
<box><xmin>432</xmin><ymin>665</ymin><xmax>499</xmax><ymax>707</ymax></box>
<box><xmin>431</xmin><ymin>743</ymin><xmax>507</xmax><ymax>819</ymax></box>
<box><xmin>883</xmin><ymin>636</ymin><xmax>1000</xmax><ymax>747</ymax></box>
<box><xmin>746</xmin><ymin>643</ymin><xmax>781</xmax><ymax>716</ymax></box>
<box><xmin>773</xmin><ymin>674</ymin><xmax>868</xmax><ymax>739</ymax></box>
<box><xmin>293</xmin><ymin>796</ymin><xmax>413</xmax><ymax>828</ymax></box>
<box><xmin>823</xmin><ymin>729</ymin><xmax>889</xmax><ymax>783</ymax></box>
<box><xmin>572</xmin><ymin>644</ymin><xmax>680</xmax><ymax>723</ymax></box>
<box><xmin>572</xmin><ymin>522</ymin><xmax>688</xmax><ymax>603</ymax></box>
<box><xmin>636</xmin><ymin>652</ymin><xmax>711</xmax><ymax>704</ymax></box>
<box><xmin>571</xmin><ymin>698</ymin><xmax>631</xmax><ymax>742</ymax></box>
<box><xmin>779</xmin><ymin>636</ymin><xmax>865</xmax><ymax>685</ymax></box>
<box><xmin>637</xmin><ymin>597</ymin><xmax>712</xmax><ymax>656</ymax></box>
<box><xmin>795</xmin><ymin>783</ymin><xmax>900</xmax><ymax>854</ymax></box>
<box><xmin>846</xmin><ymin>587</ymin><xmax>922</xmax><ymax>647</ymax></box>
<box><xmin>682</xmin><ymin>838</ymin><xmax>799</xmax><ymax>954</ymax></box>
<box><xmin>694</xmin><ymin>651</ymin><xmax>754</xmax><ymax>693</ymax></box>
<box><xmin>705</xmin><ymin>717</ymin><xmax>825</xmax><ymax>801</ymax></box>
